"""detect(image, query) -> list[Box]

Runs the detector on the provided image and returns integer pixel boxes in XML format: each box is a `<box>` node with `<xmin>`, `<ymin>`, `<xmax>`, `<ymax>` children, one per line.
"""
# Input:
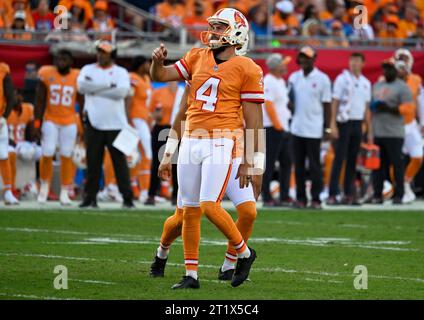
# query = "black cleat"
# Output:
<box><xmin>123</xmin><ymin>199</ymin><xmax>135</xmax><ymax>209</ymax></box>
<box><xmin>231</xmin><ymin>247</ymin><xmax>256</xmax><ymax>287</ymax></box>
<box><xmin>218</xmin><ymin>268</ymin><xmax>234</xmax><ymax>281</ymax></box>
<box><xmin>149</xmin><ymin>255</ymin><xmax>167</xmax><ymax>277</ymax></box>
<box><xmin>171</xmin><ymin>276</ymin><xmax>200</xmax><ymax>289</ymax></box>
<box><xmin>79</xmin><ymin>198</ymin><xmax>98</xmax><ymax>208</ymax></box>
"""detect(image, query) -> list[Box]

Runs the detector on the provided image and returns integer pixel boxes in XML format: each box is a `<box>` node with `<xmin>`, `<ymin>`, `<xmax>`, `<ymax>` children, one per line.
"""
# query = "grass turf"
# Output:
<box><xmin>0</xmin><ymin>208</ymin><xmax>423</xmax><ymax>299</ymax></box>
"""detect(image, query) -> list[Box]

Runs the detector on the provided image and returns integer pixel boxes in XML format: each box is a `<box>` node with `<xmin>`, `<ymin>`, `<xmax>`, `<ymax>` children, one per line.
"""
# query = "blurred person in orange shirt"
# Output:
<box><xmin>88</xmin><ymin>0</ymin><xmax>115</xmax><ymax>39</ymax></box>
<box><xmin>5</xmin><ymin>0</ymin><xmax>34</xmax><ymax>29</ymax></box>
<box><xmin>183</xmin><ymin>0</ymin><xmax>209</xmax><ymax>41</ymax></box>
<box><xmin>128</xmin><ymin>56</ymin><xmax>153</xmax><ymax>202</ymax></box>
<box><xmin>398</xmin><ymin>3</ymin><xmax>419</xmax><ymax>38</ymax></box>
<box><xmin>406</xmin><ymin>19</ymin><xmax>424</xmax><ymax>49</ymax></box>
<box><xmin>185</xmin><ymin>0</ymin><xmax>213</xmax><ymax>18</ymax></box>
<box><xmin>378</xmin><ymin>15</ymin><xmax>403</xmax><ymax>47</ymax></box>
<box><xmin>3</xmin><ymin>10</ymin><xmax>32</xmax><ymax>40</ymax></box>
<box><xmin>156</xmin><ymin>0</ymin><xmax>185</xmax><ymax>28</ymax></box>
<box><xmin>273</xmin><ymin>0</ymin><xmax>300</xmax><ymax>35</ymax></box>
<box><xmin>325</xmin><ymin>20</ymin><xmax>349</xmax><ymax>47</ymax></box>
<box><xmin>216</xmin><ymin>0</ymin><xmax>250</xmax><ymax>16</ymax></box>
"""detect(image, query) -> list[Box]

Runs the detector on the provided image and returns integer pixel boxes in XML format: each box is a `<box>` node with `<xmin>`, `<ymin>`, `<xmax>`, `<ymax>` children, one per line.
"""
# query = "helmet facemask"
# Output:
<box><xmin>200</xmin><ymin>20</ymin><xmax>232</xmax><ymax>49</ymax></box>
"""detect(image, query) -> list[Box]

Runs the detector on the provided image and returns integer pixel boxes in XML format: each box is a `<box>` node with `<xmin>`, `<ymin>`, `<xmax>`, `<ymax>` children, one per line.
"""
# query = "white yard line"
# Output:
<box><xmin>1</xmin><ymin>251</ymin><xmax>423</xmax><ymax>284</ymax></box>
<box><xmin>1</xmin><ymin>226</ymin><xmax>419</xmax><ymax>252</ymax></box>
<box><xmin>70</xmin><ymin>279</ymin><xmax>115</xmax><ymax>285</ymax></box>
<box><xmin>0</xmin><ymin>292</ymin><xmax>81</xmax><ymax>300</ymax></box>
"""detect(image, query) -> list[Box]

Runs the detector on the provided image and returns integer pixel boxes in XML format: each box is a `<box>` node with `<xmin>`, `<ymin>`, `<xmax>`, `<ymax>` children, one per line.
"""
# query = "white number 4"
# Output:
<box><xmin>196</xmin><ymin>77</ymin><xmax>220</xmax><ymax>112</ymax></box>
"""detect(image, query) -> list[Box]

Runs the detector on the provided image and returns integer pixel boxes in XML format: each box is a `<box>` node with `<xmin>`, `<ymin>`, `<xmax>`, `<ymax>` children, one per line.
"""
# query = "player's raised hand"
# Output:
<box><xmin>152</xmin><ymin>43</ymin><xmax>168</xmax><ymax>64</ymax></box>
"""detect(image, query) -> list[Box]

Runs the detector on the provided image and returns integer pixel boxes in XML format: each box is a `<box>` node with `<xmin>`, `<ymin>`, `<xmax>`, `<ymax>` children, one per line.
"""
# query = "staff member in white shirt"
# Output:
<box><xmin>77</xmin><ymin>40</ymin><xmax>134</xmax><ymax>208</ymax></box>
<box><xmin>261</xmin><ymin>53</ymin><xmax>293</xmax><ymax>207</ymax></box>
<box><xmin>288</xmin><ymin>46</ymin><xmax>332</xmax><ymax>209</ymax></box>
<box><xmin>327</xmin><ymin>52</ymin><xmax>372</xmax><ymax>205</ymax></box>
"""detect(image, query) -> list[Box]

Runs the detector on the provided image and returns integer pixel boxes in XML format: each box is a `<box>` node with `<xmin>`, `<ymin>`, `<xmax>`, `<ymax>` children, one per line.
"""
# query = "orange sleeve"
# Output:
<box><xmin>0</xmin><ymin>62</ymin><xmax>10</xmax><ymax>75</ymax></box>
<box><xmin>174</xmin><ymin>48</ymin><xmax>202</xmax><ymax>81</ymax></box>
<box><xmin>37</xmin><ymin>66</ymin><xmax>51</xmax><ymax>85</ymax></box>
<box><xmin>399</xmin><ymin>102</ymin><xmax>415</xmax><ymax>123</ymax></box>
<box><xmin>265</xmin><ymin>101</ymin><xmax>283</xmax><ymax>130</ymax></box>
<box><xmin>240</xmin><ymin>60</ymin><xmax>265</xmax><ymax>103</ymax></box>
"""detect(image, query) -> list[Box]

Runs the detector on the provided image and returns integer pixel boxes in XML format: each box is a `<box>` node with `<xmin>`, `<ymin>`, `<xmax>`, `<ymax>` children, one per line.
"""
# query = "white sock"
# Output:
<box><xmin>156</xmin><ymin>245</ymin><xmax>169</xmax><ymax>259</ymax></box>
<box><xmin>237</xmin><ymin>247</ymin><xmax>251</xmax><ymax>259</ymax></box>
<box><xmin>221</xmin><ymin>258</ymin><xmax>236</xmax><ymax>272</ymax></box>
<box><xmin>186</xmin><ymin>270</ymin><xmax>198</xmax><ymax>280</ymax></box>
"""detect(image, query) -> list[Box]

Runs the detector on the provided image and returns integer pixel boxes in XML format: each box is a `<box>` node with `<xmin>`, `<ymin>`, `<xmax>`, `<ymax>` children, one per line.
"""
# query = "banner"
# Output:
<box><xmin>0</xmin><ymin>43</ymin><xmax>51</xmax><ymax>88</ymax></box>
<box><xmin>0</xmin><ymin>43</ymin><xmax>423</xmax><ymax>87</ymax></box>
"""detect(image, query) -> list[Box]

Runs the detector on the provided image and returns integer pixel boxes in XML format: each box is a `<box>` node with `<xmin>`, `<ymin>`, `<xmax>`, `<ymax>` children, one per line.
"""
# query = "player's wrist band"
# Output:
<box><xmin>253</xmin><ymin>152</ymin><xmax>265</xmax><ymax>172</ymax></box>
<box><xmin>34</xmin><ymin>119</ymin><xmax>41</xmax><ymax>129</ymax></box>
<box><xmin>164</xmin><ymin>137</ymin><xmax>179</xmax><ymax>157</ymax></box>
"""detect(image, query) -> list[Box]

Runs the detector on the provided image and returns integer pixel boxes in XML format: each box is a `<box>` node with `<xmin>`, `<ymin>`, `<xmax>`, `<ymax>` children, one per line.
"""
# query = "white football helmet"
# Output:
<box><xmin>72</xmin><ymin>143</ymin><xmax>87</xmax><ymax>169</ymax></box>
<box><xmin>200</xmin><ymin>8</ymin><xmax>250</xmax><ymax>56</ymax></box>
<box><xmin>126</xmin><ymin>149</ymin><xmax>141</xmax><ymax>169</ymax></box>
<box><xmin>394</xmin><ymin>48</ymin><xmax>414</xmax><ymax>73</ymax></box>
<box><xmin>16</xmin><ymin>142</ymin><xmax>37</xmax><ymax>161</ymax></box>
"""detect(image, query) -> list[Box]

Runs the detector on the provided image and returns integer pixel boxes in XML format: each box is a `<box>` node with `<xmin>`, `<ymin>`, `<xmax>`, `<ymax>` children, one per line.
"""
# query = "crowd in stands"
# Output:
<box><xmin>0</xmin><ymin>0</ymin><xmax>423</xmax><ymax>48</ymax></box>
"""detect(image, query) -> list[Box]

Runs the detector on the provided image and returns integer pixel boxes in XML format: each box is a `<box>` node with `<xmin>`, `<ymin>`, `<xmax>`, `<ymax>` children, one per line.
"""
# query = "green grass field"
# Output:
<box><xmin>0</xmin><ymin>208</ymin><xmax>423</xmax><ymax>300</ymax></box>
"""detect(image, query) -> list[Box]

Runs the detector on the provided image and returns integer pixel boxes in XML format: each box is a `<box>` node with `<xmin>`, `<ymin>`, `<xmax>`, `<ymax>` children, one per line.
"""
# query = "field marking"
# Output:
<box><xmin>1</xmin><ymin>226</ymin><xmax>419</xmax><ymax>252</ymax></box>
<box><xmin>70</xmin><ymin>279</ymin><xmax>115</xmax><ymax>285</ymax></box>
<box><xmin>1</xmin><ymin>251</ymin><xmax>423</xmax><ymax>285</ymax></box>
<box><xmin>0</xmin><ymin>292</ymin><xmax>81</xmax><ymax>300</ymax></box>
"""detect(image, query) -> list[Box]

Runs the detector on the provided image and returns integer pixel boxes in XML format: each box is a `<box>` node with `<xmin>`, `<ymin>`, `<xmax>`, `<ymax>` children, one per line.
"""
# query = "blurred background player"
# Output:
<box><xmin>145</xmin><ymin>80</ymin><xmax>179</xmax><ymax>206</ymax></box>
<box><xmin>7</xmin><ymin>89</ymin><xmax>40</xmax><ymax>199</ymax></box>
<box><xmin>34</xmin><ymin>49</ymin><xmax>81</xmax><ymax>206</ymax></box>
<box><xmin>288</xmin><ymin>46</ymin><xmax>332</xmax><ymax>209</ymax></box>
<box><xmin>261</xmin><ymin>53</ymin><xmax>293</xmax><ymax>207</ymax></box>
<box><xmin>370</xmin><ymin>58</ymin><xmax>413</xmax><ymax>204</ymax></box>
<box><xmin>0</xmin><ymin>61</ymin><xmax>18</xmax><ymax>205</ymax></box>
<box><xmin>393</xmin><ymin>49</ymin><xmax>423</xmax><ymax>203</ymax></box>
<box><xmin>327</xmin><ymin>52</ymin><xmax>372</xmax><ymax>205</ymax></box>
<box><xmin>128</xmin><ymin>56</ymin><xmax>153</xmax><ymax>203</ymax></box>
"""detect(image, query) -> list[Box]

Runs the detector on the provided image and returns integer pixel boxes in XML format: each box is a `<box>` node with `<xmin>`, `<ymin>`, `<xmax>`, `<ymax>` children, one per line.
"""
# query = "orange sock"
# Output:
<box><xmin>405</xmin><ymin>157</ymin><xmax>423</xmax><ymax>183</ymax></box>
<box><xmin>182</xmin><ymin>206</ymin><xmax>203</xmax><ymax>271</ymax></box>
<box><xmin>39</xmin><ymin>156</ymin><xmax>53</xmax><ymax>183</ymax></box>
<box><xmin>160</xmin><ymin>208</ymin><xmax>183</xmax><ymax>249</ymax></box>
<box><xmin>138</xmin><ymin>158</ymin><xmax>151</xmax><ymax>192</ymax></box>
<box><xmin>60</xmin><ymin>156</ymin><xmax>74</xmax><ymax>187</ymax></box>
<box><xmin>103</xmin><ymin>151</ymin><xmax>116</xmax><ymax>186</ymax></box>
<box><xmin>225</xmin><ymin>201</ymin><xmax>257</xmax><ymax>263</ymax></box>
<box><xmin>0</xmin><ymin>158</ymin><xmax>12</xmax><ymax>190</ymax></box>
<box><xmin>323</xmin><ymin>146</ymin><xmax>334</xmax><ymax>187</ymax></box>
<box><xmin>200</xmin><ymin>201</ymin><xmax>247</xmax><ymax>254</ymax></box>
<box><xmin>8</xmin><ymin>152</ymin><xmax>17</xmax><ymax>189</ymax></box>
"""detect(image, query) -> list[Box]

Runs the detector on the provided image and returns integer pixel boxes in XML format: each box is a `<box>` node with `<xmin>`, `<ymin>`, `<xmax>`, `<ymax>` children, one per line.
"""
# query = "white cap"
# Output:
<box><xmin>14</xmin><ymin>10</ymin><xmax>26</xmax><ymax>20</ymax></box>
<box><xmin>276</xmin><ymin>1</ymin><xmax>294</xmax><ymax>14</ymax></box>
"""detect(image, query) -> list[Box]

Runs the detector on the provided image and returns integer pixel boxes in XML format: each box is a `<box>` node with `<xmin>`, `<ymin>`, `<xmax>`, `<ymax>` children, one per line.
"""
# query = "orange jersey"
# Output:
<box><xmin>0</xmin><ymin>62</ymin><xmax>11</xmax><ymax>116</ymax></box>
<box><xmin>149</xmin><ymin>86</ymin><xmax>177</xmax><ymax>126</ymax></box>
<box><xmin>404</xmin><ymin>73</ymin><xmax>422</xmax><ymax>124</ymax></box>
<box><xmin>174</xmin><ymin>48</ymin><xmax>264</xmax><ymax>135</ymax></box>
<box><xmin>38</xmin><ymin>66</ymin><xmax>80</xmax><ymax>126</ymax></box>
<box><xmin>129</xmin><ymin>73</ymin><xmax>152</xmax><ymax>121</ymax></box>
<box><xmin>7</xmin><ymin>103</ymin><xmax>34</xmax><ymax>143</ymax></box>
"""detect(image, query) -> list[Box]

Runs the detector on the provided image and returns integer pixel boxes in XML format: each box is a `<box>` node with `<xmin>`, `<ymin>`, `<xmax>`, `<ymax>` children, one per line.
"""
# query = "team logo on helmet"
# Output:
<box><xmin>234</xmin><ymin>11</ymin><xmax>247</xmax><ymax>28</ymax></box>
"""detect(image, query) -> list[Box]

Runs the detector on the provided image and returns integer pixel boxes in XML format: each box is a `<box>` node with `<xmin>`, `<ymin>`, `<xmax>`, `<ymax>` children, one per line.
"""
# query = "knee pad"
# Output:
<box><xmin>236</xmin><ymin>201</ymin><xmax>257</xmax><ymax>223</ymax></box>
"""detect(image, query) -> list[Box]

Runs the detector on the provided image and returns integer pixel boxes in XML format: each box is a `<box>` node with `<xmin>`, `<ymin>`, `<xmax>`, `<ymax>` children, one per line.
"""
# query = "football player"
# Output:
<box><xmin>151</xmin><ymin>8</ymin><xmax>264</xmax><ymax>289</ymax></box>
<box><xmin>0</xmin><ymin>61</ymin><xmax>19</xmax><ymax>205</ymax></box>
<box><xmin>393</xmin><ymin>49</ymin><xmax>423</xmax><ymax>203</ymax></box>
<box><xmin>128</xmin><ymin>56</ymin><xmax>153</xmax><ymax>202</ymax></box>
<box><xmin>34</xmin><ymin>49</ymin><xmax>82</xmax><ymax>205</ymax></box>
<box><xmin>151</xmin><ymin>83</ymin><xmax>259</xmax><ymax>282</ymax></box>
<box><xmin>7</xmin><ymin>90</ymin><xmax>41</xmax><ymax>197</ymax></box>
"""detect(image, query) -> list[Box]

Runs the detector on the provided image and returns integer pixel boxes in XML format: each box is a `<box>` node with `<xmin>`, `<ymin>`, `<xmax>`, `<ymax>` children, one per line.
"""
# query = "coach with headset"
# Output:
<box><xmin>77</xmin><ymin>40</ymin><xmax>134</xmax><ymax>208</ymax></box>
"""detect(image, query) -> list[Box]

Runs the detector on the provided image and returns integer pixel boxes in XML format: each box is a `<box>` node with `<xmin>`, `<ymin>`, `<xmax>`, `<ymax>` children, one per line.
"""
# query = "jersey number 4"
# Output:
<box><xmin>49</xmin><ymin>84</ymin><xmax>74</xmax><ymax>107</ymax></box>
<box><xmin>195</xmin><ymin>77</ymin><xmax>221</xmax><ymax>112</ymax></box>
